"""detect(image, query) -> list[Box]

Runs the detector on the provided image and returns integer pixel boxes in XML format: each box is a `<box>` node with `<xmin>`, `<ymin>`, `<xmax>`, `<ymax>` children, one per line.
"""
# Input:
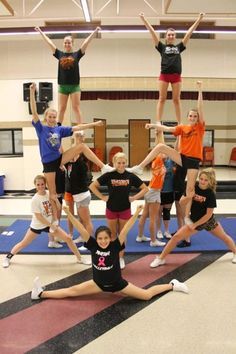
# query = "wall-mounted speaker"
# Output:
<box><xmin>23</xmin><ymin>82</ymin><xmax>36</xmax><ymax>102</ymax></box>
<box><xmin>28</xmin><ymin>101</ymin><xmax>49</xmax><ymax>115</ymax></box>
<box><xmin>39</xmin><ymin>82</ymin><xmax>53</xmax><ymax>102</ymax></box>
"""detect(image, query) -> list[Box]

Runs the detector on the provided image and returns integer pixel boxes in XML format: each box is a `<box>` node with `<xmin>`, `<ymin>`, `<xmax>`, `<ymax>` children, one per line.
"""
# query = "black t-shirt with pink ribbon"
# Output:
<box><xmin>84</xmin><ymin>236</ymin><xmax>125</xmax><ymax>286</ymax></box>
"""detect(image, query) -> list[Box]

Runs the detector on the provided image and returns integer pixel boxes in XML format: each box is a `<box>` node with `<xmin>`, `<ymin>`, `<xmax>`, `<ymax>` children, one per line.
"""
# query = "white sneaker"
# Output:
<box><xmin>184</xmin><ymin>217</ymin><xmax>193</xmax><ymax>226</ymax></box>
<box><xmin>2</xmin><ymin>257</ymin><xmax>10</xmax><ymax>268</ymax></box>
<box><xmin>101</xmin><ymin>164</ymin><xmax>115</xmax><ymax>174</ymax></box>
<box><xmin>170</xmin><ymin>279</ymin><xmax>189</xmax><ymax>294</ymax></box>
<box><xmin>77</xmin><ymin>257</ymin><xmax>91</xmax><ymax>265</ymax></box>
<box><xmin>156</xmin><ymin>230</ymin><xmax>164</xmax><ymax>239</ymax></box>
<box><xmin>73</xmin><ymin>236</ymin><xmax>84</xmax><ymax>244</ymax></box>
<box><xmin>126</xmin><ymin>165</ymin><xmax>143</xmax><ymax>175</ymax></box>
<box><xmin>136</xmin><ymin>235</ymin><xmax>151</xmax><ymax>242</ymax></box>
<box><xmin>119</xmin><ymin>257</ymin><xmax>125</xmax><ymax>269</ymax></box>
<box><xmin>78</xmin><ymin>245</ymin><xmax>88</xmax><ymax>251</ymax></box>
<box><xmin>232</xmin><ymin>254</ymin><xmax>236</xmax><ymax>264</ymax></box>
<box><xmin>31</xmin><ymin>276</ymin><xmax>44</xmax><ymax>300</ymax></box>
<box><xmin>164</xmin><ymin>231</ymin><xmax>172</xmax><ymax>239</ymax></box>
<box><xmin>48</xmin><ymin>241</ymin><xmax>63</xmax><ymax>248</ymax></box>
<box><xmin>150</xmin><ymin>239</ymin><xmax>166</xmax><ymax>247</ymax></box>
<box><xmin>150</xmin><ymin>256</ymin><xmax>166</xmax><ymax>268</ymax></box>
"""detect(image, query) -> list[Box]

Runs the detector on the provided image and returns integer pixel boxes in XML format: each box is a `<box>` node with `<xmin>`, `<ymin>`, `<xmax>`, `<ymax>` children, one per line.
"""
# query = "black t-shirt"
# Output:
<box><xmin>85</xmin><ymin>236</ymin><xmax>125</xmax><ymax>286</ymax></box>
<box><xmin>97</xmin><ymin>170</ymin><xmax>143</xmax><ymax>212</ymax></box>
<box><xmin>53</xmin><ymin>49</ymin><xmax>85</xmax><ymax>85</ymax></box>
<box><xmin>156</xmin><ymin>42</ymin><xmax>186</xmax><ymax>74</ymax></box>
<box><xmin>190</xmin><ymin>184</ymin><xmax>217</xmax><ymax>222</ymax></box>
<box><xmin>65</xmin><ymin>156</ymin><xmax>89</xmax><ymax>194</ymax></box>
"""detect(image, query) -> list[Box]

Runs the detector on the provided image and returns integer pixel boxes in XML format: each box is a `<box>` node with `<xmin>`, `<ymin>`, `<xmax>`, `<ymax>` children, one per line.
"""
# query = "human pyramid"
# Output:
<box><xmin>2</xmin><ymin>12</ymin><xmax>236</xmax><ymax>303</ymax></box>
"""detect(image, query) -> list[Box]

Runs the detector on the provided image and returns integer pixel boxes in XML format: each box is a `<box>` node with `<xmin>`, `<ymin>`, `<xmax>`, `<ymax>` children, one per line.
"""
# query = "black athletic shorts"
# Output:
<box><xmin>30</xmin><ymin>226</ymin><xmax>50</xmax><ymax>234</ymax></box>
<box><xmin>95</xmin><ymin>278</ymin><xmax>128</xmax><ymax>292</ymax></box>
<box><xmin>173</xmin><ymin>164</ymin><xmax>186</xmax><ymax>200</ymax></box>
<box><xmin>161</xmin><ymin>191</ymin><xmax>174</xmax><ymax>205</ymax></box>
<box><xmin>43</xmin><ymin>155</ymin><xmax>62</xmax><ymax>173</ymax></box>
<box><xmin>181</xmin><ymin>154</ymin><xmax>201</xmax><ymax>170</ymax></box>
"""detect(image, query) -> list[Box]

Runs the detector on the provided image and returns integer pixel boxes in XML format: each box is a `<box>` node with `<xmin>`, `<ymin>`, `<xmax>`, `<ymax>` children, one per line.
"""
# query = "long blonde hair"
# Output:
<box><xmin>199</xmin><ymin>168</ymin><xmax>217</xmax><ymax>192</ymax></box>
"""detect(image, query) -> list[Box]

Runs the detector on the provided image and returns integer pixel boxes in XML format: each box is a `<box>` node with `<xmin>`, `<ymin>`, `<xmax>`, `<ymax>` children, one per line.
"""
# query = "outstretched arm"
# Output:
<box><xmin>139</xmin><ymin>13</ymin><xmax>159</xmax><ymax>46</ymax></box>
<box><xmin>80</xmin><ymin>27</ymin><xmax>101</xmax><ymax>53</ymax></box>
<box><xmin>145</xmin><ymin>123</ymin><xmax>176</xmax><ymax>133</ymax></box>
<box><xmin>30</xmin><ymin>83</ymin><xmax>39</xmax><ymax>123</ymax></box>
<box><xmin>63</xmin><ymin>206</ymin><xmax>90</xmax><ymax>241</ymax></box>
<box><xmin>197</xmin><ymin>80</ymin><xmax>204</xmax><ymax>124</ymax></box>
<box><xmin>35</xmin><ymin>26</ymin><xmax>56</xmax><ymax>53</ymax></box>
<box><xmin>72</xmin><ymin>120</ymin><xmax>103</xmax><ymax>132</ymax></box>
<box><xmin>182</xmin><ymin>13</ymin><xmax>204</xmax><ymax>46</ymax></box>
<box><xmin>118</xmin><ymin>205</ymin><xmax>143</xmax><ymax>245</ymax></box>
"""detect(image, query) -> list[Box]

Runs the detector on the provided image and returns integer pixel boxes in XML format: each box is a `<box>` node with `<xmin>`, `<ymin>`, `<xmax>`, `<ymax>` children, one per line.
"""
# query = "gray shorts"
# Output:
<box><xmin>144</xmin><ymin>188</ymin><xmax>161</xmax><ymax>203</ymax></box>
<box><xmin>75</xmin><ymin>195</ymin><xmax>91</xmax><ymax>208</ymax></box>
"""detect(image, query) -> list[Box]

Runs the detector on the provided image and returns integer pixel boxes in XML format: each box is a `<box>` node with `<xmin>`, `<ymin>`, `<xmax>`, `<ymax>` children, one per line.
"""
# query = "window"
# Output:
<box><xmin>0</xmin><ymin>129</ymin><xmax>23</xmax><ymax>156</ymax></box>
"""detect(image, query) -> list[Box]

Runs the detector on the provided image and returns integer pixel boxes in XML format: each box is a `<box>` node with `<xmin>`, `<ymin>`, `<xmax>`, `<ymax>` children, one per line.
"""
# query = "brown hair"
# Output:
<box><xmin>199</xmin><ymin>168</ymin><xmax>217</xmax><ymax>192</ymax></box>
<box><xmin>34</xmin><ymin>175</ymin><xmax>46</xmax><ymax>185</ymax></box>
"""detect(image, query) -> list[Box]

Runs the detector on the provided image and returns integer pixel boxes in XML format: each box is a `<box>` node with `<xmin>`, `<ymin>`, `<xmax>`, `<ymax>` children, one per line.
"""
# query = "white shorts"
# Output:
<box><xmin>144</xmin><ymin>188</ymin><xmax>161</xmax><ymax>203</ymax></box>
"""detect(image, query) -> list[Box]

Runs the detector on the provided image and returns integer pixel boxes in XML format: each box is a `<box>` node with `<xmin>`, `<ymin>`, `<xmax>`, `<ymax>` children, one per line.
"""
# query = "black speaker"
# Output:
<box><xmin>39</xmin><ymin>82</ymin><xmax>53</xmax><ymax>101</ymax></box>
<box><xmin>28</xmin><ymin>101</ymin><xmax>49</xmax><ymax>115</ymax></box>
<box><xmin>23</xmin><ymin>82</ymin><xmax>36</xmax><ymax>102</ymax></box>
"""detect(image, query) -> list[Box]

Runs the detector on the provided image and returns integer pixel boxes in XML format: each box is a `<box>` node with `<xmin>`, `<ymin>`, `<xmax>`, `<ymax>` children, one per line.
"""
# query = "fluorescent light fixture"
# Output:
<box><xmin>80</xmin><ymin>0</ymin><xmax>91</xmax><ymax>22</ymax></box>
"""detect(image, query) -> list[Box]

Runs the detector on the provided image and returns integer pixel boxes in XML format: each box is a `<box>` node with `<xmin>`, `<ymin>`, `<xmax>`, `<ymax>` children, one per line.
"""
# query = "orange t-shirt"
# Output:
<box><xmin>149</xmin><ymin>155</ymin><xmax>166</xmax><ymax>189</ymax></box>
<box><xmin>173</xmin><ymin>122</ymin><xmax>205</xmax><ymax>160</ymax></box>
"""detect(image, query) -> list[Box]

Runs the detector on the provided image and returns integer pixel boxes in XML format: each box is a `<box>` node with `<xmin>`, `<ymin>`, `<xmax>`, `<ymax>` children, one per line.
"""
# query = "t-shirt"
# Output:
<box><xmin>162</xmin><ymin>158</ymin><xmax>174</xmax><ymax>192</ymax></box>
<box><xmin>65</xmin><ymin>156</ymin><xmax>89</xmax><ymax>195</ymax></box>
<box><xmin>149</xmin><ymin>156</ymin><xmax>165</xmax><ymax>189</ymax></box>
<box><xmin>156</xmin><ymin>42</ymin><xmax>186</xmax><ymax>74</ymax></box>
<box><xmin>173</xmin><ymin>122</ymin><xmax>205</xmax><ymax>160</ymax></box>
<box><xmin>30</xmin><ymin>191</ymin><xmax>53</xmax><ymax>229</ymax></box>
<box><xmin>84</xmin><ymin>236</ymin><xmax>125</xmax><ymax>286</ymax></box>
<box><xmin>190</xmin><ymin>183</ymin><xmax>217</xmax><ymax>222</ymax></box>
<box><xmin>32</xmin><ymin>120</ymin><xmax>73</xmax><ymax>163</ymax></box>
<box><xmin>53</xmin><ymin>49</ymin><xmax>85</xmax><ymax>85</ymax></box>
<box><xmin>97</xmin><ymin>170</ymin><xmax>143</xmax><ymax>212</ymax></box>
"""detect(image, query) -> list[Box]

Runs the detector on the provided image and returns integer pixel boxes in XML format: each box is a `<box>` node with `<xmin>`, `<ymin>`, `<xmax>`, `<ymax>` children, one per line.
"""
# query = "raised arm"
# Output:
<box><xmin>182</xmin><ymin>13</ymin><xmax>204</xmax><ymax>46</ymax></box>
<box><xmin>197</xmin><ymin>80</ymin><xmax>204</xmax><ymax>124</ymax></box>
<box><xmin>72</xmin><ymin>120</ymin><xmax>103</xmax><ymax>132</ymax></box>
<box><xmin>80</xmin><ymin>27</ymin><xmax>101</xmax><ymax>54</ymax></box>
<box><xmin>62</xmin><ymin>206</ymin><xmax>90</xmax><ymax>241</ymax></box>
<box><xmin>139</xmin><ymin>13</ymin><xmax>159</xmax><ymax>46</ymax></box>
<box><xmin>89</xmin><ymin>180</ymin><xmax>108</xmax><ymax>202</ymax></box>
<box><xmin>118</xmin><ymin>205</ymin><xmax>143</xmax><ymax>245</ymax></box>
<box><xmin>145</xmin><ymin>123</ymin><xmax>176</xmax><ymax>133</ymax></box>
<box><xmin>30</xmin><ymin>83</ymin><xmax>39</xmax><ymax>123</ymax></box>
<box><xmin>35</xmin><ymin>26</ymin><xmax>56</xmax><ymax>53</ymax></box>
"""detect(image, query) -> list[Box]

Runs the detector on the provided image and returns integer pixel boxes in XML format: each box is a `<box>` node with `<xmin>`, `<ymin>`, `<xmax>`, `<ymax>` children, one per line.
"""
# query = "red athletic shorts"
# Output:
<box><xmin>159</xmin><ymin>73</ymin><xmax>181</xmax><ymax>84</ymax></box>
<box><xmin>106</xmin><ymin>208</ymin><xmax>131</xmax><ymax>220</ymax></box>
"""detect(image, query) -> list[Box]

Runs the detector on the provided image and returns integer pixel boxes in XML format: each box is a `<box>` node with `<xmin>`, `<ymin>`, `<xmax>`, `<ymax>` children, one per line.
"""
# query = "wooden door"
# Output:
<box><xmin>93</xmin><ymin>118</ymin><xmax>106</xmax><ymax>163</ymax></box>
<box><xmin>129</xmin><ymin>119</ymin><xmax>150</xmax><ymax>166</ymax></box>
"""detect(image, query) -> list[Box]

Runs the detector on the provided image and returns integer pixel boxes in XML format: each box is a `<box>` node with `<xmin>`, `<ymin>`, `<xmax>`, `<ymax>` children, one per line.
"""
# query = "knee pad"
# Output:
<box><xmin>163</xmin><ymin>207</ymin><xmax>171</xmax><ymax>221</ymax></box>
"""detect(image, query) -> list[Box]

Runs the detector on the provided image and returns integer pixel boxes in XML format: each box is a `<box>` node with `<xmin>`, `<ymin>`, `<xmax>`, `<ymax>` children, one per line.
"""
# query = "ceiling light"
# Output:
<box><xmin>80</xmin><ymin>0</ymin><xmax>91</xmax><ymax>22</ymax></box>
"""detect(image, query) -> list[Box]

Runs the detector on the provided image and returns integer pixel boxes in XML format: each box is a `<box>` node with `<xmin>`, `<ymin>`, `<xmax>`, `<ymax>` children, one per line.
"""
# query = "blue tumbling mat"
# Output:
<box><xmin>0</xmin><ymin>218</ymin><xmax>236</xmax><ymax>255</ymax></box>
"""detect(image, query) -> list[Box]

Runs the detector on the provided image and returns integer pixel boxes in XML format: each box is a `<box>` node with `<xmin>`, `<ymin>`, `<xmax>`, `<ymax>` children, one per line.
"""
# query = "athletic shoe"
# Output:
<box><xmin>119</xmin><ymin>257</ymin><xmax>125</xmax><ymax>269</ymax></box>
<box><xmin>177</xmin><ymin>240</ymin><xmax>191</xmax><ymax>248</ymax></box>
<box><xmin>150</xmin><ymin>256</ymin><xmax>166</xmax><ymax>268</ymax></box>
<box><xmin>170</xmin><ymin>279</ymin><xmax>189</xmax><ymax>294</ymax></box>
<box><xmin>156</xmin><ymin>230</ymin><xmax>164</xmax><ymax>239</ymax></box>
<box><xmin>2</xmin><ymin>257</ymin><xmax>10</xmax><ymax>268</ymax></box>
<box><xmin>101</xmin><ymin>164</ymin><xmax>115</xmax><ymax>174</ymax></box>
<box><xmin>48</xmin><ymin>241</ymin><xmax>63</xmax><ymax>248</ymax></box>
<box><xmin>78</xmin><ymin>245</ymin><xmax>88</xmax><ymax>251</ymax></box>
<box><xmin>150</xmin><ymin>239</ymin><xmax>166</xmax><ymax>247</ymax></box>
<box><xmin>232</xmin><ymin>254</ymin><xmax>236</xmax><ymax>264</ymax></box>
<box><xmin>77</xmin><ymin>257</ymin><xmax>91</xmax><ymax>265</ymax></box>
<box><xmin>184</xmin><ymin>217</ymin><xmax>193</xmax><ymax>226</ymax></box>
<box><xmin>73</xmin><ymin>236</ymin><xmax>84</xmax><ymax>244</ymax></box>
<box><xmin>31</xmin><ymin>276</ymin><xmax>44</xmax><ymax>300</ymax></box>
<box><xmin>136</xmin><ymin>235</ymin><xmax>151</xmax><ymax>242</ymax></box>
<box><xmin>164</xmin><ymin>231</ymin><xmax>172</xmax><ymax>239</ymax></box>
<box><xmin>126</xmin><ymin>165</ymin><xmax>143</xmax><ymax>175</ymax></box>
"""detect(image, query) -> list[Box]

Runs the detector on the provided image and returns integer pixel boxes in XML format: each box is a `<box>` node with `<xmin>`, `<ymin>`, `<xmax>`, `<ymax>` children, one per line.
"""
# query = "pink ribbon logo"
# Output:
<box><xmin>98</xmin><ymin>256</ymin><xmax>105</xmax><ymax>267</ymax></box>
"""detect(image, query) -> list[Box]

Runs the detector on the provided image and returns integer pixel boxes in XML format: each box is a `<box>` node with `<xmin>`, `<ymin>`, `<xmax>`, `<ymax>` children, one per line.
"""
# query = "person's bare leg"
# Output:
<box><xmin>180</xmin><ymin>169</ymin><xmax>198</xmax><ymax>220</ymax></box>
<box><xmin>210</xmin><ymin>224</ymin><xmax>236</xmax><ymax>253</ymax></box>
<box><xmin>121</xmin><ymin>282</ymin><xmax>172</xmax><ymax>300</ymax></box>
<box><xmin>156</xmin><ymin>81</ymin><xmax>169</xmax><ymax>122</ymax></box>
<box><xmin>137</xmin><ymin>203</ymin><xmax>149</xmax><ymax>237</ymax></box>
<box><xmin>58</xmin><ymin>93</ymin><xmax>69</xmax><ymax>124</ymax></box>
<box><xmin>53</xmin><ymin>227</ymin><xmax>82</xmax><ymax>261</ymax></box>
<box><xmin>171</xmin><ymin>82</ymin><xmax>182</xmax><ymax>124</ymax></box>
<box><xmin>70</xmin><ymin>91</ymin><xmax>83</xmax><ymax>124</ymax></box>
<box><xmin>77</xmin><ymin>206</ymin><xmax>93</xmax><ymax>235</ymax></box>
<box><xmin>139</xmin><ymin>144</ymin><xmax>182</xmax><ymax>170</ymax></box>
<box><xmin>44</xmin><ymin>172</ymin><xmax>61</xmax><ymax>216</ymax></box>
<box><xmin>10</xmin><ymin>229</ymin><xmax>37</xmax><ymax>255</ymax></box>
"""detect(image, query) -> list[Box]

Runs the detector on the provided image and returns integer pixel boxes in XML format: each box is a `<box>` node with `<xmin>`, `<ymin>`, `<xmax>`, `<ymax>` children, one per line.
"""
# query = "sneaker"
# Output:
<box><xmin>78</xmin><ymin>257</ymin><xmax>91</xmax><ymax>265</ymax></box>
<box><xmin>164</xmin><ymin>231</ymin><xmax>172</xmax><ymax>239</ymax></box>
<box><xmin>73</xmin><ymin>236</ymin><xmax>84</xmax><ymax>244</ymax></box>
<box><xmin>177</xmin><ymin>240</ymin><xmax>191</xmax><ymax>248</ymax></box>
<box><xmin>119</xmin><ymin>257</ymin><xmax>125</xmax><ymax>269</ymax></box>
<box><xmin>170</xmin><ymin>279</ymin><xmax>189</xmax><ymax>294</ymax></box>
<box><xmin>156</xmin><ymin>230</ymin><xmax>164</xmax><ymax>239</ymax></box>
<box><xmin>31</xmin><ymin>276</ymin><xmax>44</xmax><ymax>300</ymax></box>
<box><xmin>126</xmin><ymin>165</ymin><xmax>143</xmax><ymax>175</ymax></box>
<box><xmin>48</xmin><ymin>241</ymin><xmax>63</xmax><ymax>248</ymax></box>
<box><xmin>150</xmin><ymin>239</ymin><xmax>166</xmax><ymax>247</ymax></box>
<box><xmin>150</xmin><ymin>256</ymin><xmax>166</xmax><ymax>268</ymax></box>
<box><xmin>101</xmin><ymin>164</ymin><xmax>115</xmax><ymax>174</ymax></box>
<box><xmin>78</xmin><ymin>245</ymin><xmax>88</xmax><ymax>251</ymax></box>
<box><xmin>136</xmin><ymin>235</ymin><xmax>151</xmax><ymax>242</ymax></box>
<box><xmin>2</xmin><ymin>257</ymin><xmax>10</xmax><ymax>268</ymax></box>
<box><xmin>184</xmin><ymin>217</ymin><xmax>193</xmax><ymax>226</ymax></box>
<box><xmin>232</xmin><ymin>254</ymin><xmax>236</xmax><ymax>264</ymax></box>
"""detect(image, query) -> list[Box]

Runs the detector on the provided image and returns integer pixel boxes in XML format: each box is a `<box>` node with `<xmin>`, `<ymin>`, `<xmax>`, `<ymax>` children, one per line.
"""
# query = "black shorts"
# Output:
<box><xmin>95</xmin><ymin>278</ymin><xmax>128</xmax><ymax>293</ymax></box>
<box><xmin>195</xmin><ymin>215</ymin><xmax>218</xmax><ymax>231</ymax></box>
<box><xmin>181</xmin><ymin>154</ymin><xmax>201</xmax><ymax>170</ymax></box>
<box><xmin>161</xmin><ymin>192</ymin><xmax>174</xmax><ymax>205</ymax></box>
<box><xmin>173</xmin><ymin>164</ymin><xmax>186</xmax><ymax>198</ymax></box>
<box><xmin>30</xmin><ymin>226</ymin><xmax>50</xmax><ymax>234</ymax></box>
<box><xmin>174</xmin><ymin>191</ymin><xmax>183</xmax><ymax>202</ymax></box>
<box><xmin>43</xmin><ymin>155</ymin><xmax>62</xmax><ymax>173</ymax></box>
<box><xmin>56</xmin><ymin>168</ymin><xmax>65</xmax><ymax>195</ymax></box>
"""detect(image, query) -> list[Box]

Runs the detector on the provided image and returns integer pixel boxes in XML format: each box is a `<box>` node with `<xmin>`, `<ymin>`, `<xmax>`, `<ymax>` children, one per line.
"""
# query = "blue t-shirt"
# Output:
<box><xmin>162</xmin><ymin>158</ymin><xmax>174</xmax><ymax>192</ymax></box>
<box><xmin>32</xmin><ymin>120</ymin><xmax>72</xmax><ymax>163</ymax></box>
